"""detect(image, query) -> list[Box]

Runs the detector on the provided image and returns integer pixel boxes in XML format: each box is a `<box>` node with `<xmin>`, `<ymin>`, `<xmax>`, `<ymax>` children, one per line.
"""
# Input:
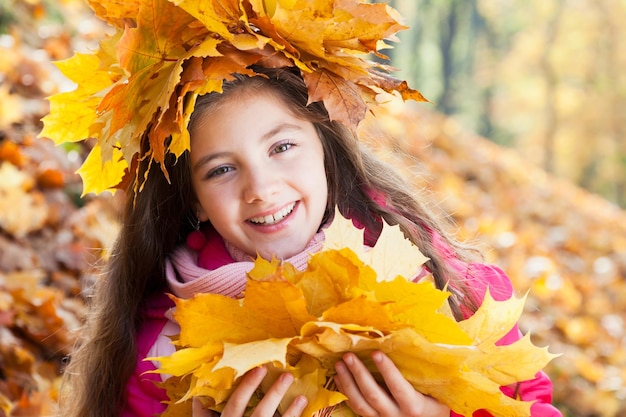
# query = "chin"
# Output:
<box><xmin>260</xmin><ymin>247</ymin><xmax>299</xmax><ymax>261</ymax></box>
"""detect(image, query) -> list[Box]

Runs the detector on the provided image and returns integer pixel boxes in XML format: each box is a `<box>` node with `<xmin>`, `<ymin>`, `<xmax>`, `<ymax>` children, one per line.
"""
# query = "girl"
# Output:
<box><xmin>59</xmin><ymin>67</ymin><xmax>561</xmax><ymax>417</ymax></box>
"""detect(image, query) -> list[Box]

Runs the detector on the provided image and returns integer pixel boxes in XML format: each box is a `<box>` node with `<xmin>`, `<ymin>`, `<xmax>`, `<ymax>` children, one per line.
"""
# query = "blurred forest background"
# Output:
<box><xmin>0</xmin><ymin>0</ymin><xmax>625</xmax><ymax>416</ymax></box>
<box><xmin>386</xmin><ymin>0</ymin><xmax>626</xmax><ymax>209</ymax></box>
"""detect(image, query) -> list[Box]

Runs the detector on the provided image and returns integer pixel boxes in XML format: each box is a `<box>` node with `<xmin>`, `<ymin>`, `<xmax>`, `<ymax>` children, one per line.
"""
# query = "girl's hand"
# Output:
<box><xmin>213</xmin><ymin>366</ymin><xmax>308</xmax><ymax>417</ymax></box>
<box><xmin>192</xmin><ymin>398</ymin><xmax>219</xmax><ymax>417</ymax></box>
<box><xmin>334</xmin><ymin>351</ymin><xmax>450</xmax><ymax>417</ymax></box>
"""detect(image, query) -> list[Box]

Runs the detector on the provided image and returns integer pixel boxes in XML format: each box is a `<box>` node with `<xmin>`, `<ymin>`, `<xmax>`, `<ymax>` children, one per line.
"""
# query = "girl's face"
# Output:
<box><xmin>189</xmin><ymin>90</ymin><xmax>328</xmax><ymax>260</ymax></box>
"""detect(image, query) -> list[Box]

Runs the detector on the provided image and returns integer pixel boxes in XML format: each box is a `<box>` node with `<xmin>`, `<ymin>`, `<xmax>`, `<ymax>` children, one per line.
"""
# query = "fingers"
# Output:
<box><xmin>335</xmin><ymin>353</ymin><xmax>396</xmax><ymax>416</ymax></box>
<box><xmin>250</xmin><ymin>372</ymin><xmax>299</xmax><ymax>417</ymax></box>
<box><xmin>371</xmin><ymin>352</ymin><xmax>449</xmax><ymax>416</ymax></box>
<box><xmin>192</xmin><ymin>397</ymin><xmax>219</xmax><ymax>417</ymax></box>
<box><xmin>279</xmin><ymin>393</ymin><xmax>308</xmax><ymax>417</ymax></box>
<box><xmin>220</xmin><ymin>366</ymin><xmax>308</xmax><ymax>417</ymax></box>
<box><xmin>335</xmin><ymin>352</ymin><xmax>450</xmax><ymax>417</ymax></box>
<box><xmin>371</xmin><ymin>351</ymin><xmax>419</xmax><ymax>409</ymax></box>
<box><xmin>196</xmin><ymin>354</ymin><xmax>447</xmax><ymax>417</ymax></box>
<box><xmin>221</xmin><ymin>366</ymin><xmax>268</xmax><ymax>416</ymax></box>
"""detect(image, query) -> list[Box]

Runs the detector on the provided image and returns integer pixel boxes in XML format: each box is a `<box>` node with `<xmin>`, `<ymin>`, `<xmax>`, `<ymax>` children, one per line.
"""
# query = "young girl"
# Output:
<box><xmin>58</xmin><ymin>66</ymin><xmax>562</xmax><ymax>417</ymax></box>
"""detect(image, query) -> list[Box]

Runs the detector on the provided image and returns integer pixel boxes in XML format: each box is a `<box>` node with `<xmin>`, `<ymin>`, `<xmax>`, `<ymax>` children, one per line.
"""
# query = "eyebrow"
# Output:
<box><xmin>191</xmin><ymin>122</ymin><xmax>303</xmax><ymax>173</ymax></box>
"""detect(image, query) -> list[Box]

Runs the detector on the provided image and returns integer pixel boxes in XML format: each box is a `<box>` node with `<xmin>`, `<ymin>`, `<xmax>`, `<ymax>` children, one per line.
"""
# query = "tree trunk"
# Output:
<box><xmin>539</xmin><ymin>0</ymin><xmax>564</xmax><ymax>174</ymax></box>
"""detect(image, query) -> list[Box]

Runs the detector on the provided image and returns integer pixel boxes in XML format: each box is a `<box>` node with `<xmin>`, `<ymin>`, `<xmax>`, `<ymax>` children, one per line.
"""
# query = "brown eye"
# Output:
<box><xmin>273</xmin><ymin>142</ymin><xmax>294</xmax><ymax>154</ymax></box>
<box><xmin>207</xmin><ymin>165</ymin><xmax>234</xmax><ymax>178</ymax></box>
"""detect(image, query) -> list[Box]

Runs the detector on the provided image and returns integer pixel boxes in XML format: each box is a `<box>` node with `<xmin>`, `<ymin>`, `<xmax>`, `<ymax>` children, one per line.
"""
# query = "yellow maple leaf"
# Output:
<box><xmin>153</xmin><ymin>212</ymin><xmax>556</xmax><ymax>417</ymax></box>
<box><xmin>319</xmin><ymin>211</ymin><xmax>365</xmax><ymax>254</ymax></box>
<box><xmin>365</xmin><ymin>278</ymin><xmax>473</xmax><ymax>345</ymax></box>
<box><xmin>243</xmin><ymin>279</ymin><xmax>316</xmax><ymax>337</ymax></box>
<box><xmin>153</xmin><ymin>343</ymin><xmax>221</xmax><ymax>377</ymax></box>
<box><xmin>160</xmin><ymin>376</ymin><xmax>193</xmax><ymax>417</ymax></box>
<box><xmin>76</xmin><ymin>145</ymin><xmax>127</xmax><ymax>196</ymax></box>
<box><xmin>322</xmin><ymin>208</ymin><xmax>429</xmax><ymax>282</ymax></box>
<box><xmin>459</xmin><ymin>288</ymin><xmax>527</xmax><ymax>346</ymax></box>
<box><xmin>293</xmin><ymin>265</ymin><xmax>345</xmax><ymax>318</ymax></box>
<box><xmin>296</xmin><ymin>321</ymin><xmax>387</xmax><ymax>370</ymax></box>
<box><xmin>213</xmin><ymin>339</ymin><xmax>293</xmax><ymax>379</ymax></box>
<box><xmin>383</xmin><ymin>328</ymin><xmax>533</xmax><ymax>417</ymax></box>
<box><xmin>40</xmin><ymin>52</ymin><xmax>118</xmax><ymax>145</ymax></box>
<box><xmin>172</xmin><ymin>293</ymin><xmax>270</xmax><ymax>347</ymax></box>
<box><xmin>321</xmin><ymin>295</ymin><xmax>407</xmax><ymax>333</ymax></box>
<box><xmin>190</xmin><ymin>360</ymin><xmax>237</xmax><ymax>402</ymax></box>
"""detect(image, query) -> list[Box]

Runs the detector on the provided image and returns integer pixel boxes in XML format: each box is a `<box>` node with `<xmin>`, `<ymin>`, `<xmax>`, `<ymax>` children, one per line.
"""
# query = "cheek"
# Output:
<box><xmin>307</xmin><ymin>163</ymin><xmax>329</xmax><ymax>209</ymax></box>
<box><xmin>313</xmin><ymin>153</ymin><xmax>328</xmax><ymax>194</ymax></box>
<box><xmin>201</xmin><ymin>199</ymin><xmax>232</xmax><ymax>226</ymax></box>
<box><xmin>194</xmin><ymin>185</ymin><xmax>230</xmax><ymax>223</ymax></box>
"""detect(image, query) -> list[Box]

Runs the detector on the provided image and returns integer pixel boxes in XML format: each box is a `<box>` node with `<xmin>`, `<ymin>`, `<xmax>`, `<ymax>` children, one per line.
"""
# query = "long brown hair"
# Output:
<box><xmin>59</xmin><ymin>67</ymin><xmax>480</xmax><ymax>417</ymax></box>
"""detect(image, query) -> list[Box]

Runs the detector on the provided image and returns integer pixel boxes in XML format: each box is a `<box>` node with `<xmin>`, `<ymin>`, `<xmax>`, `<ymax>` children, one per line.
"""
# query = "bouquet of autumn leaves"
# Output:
<box><xmin>151</xmin><ymin>212</ymin><xmax>557</xmax><ymax>417</ymax></box>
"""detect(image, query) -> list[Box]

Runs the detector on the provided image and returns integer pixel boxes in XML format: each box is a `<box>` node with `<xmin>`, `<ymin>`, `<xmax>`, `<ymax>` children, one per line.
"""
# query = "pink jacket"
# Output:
<box><xmin>122</xmin><ymin>292</ymin><xmax>173</xmax><ymax>417</ymax></box>
<box><xmin>122</xmin><ymin>238</ymin><xmax>561</xmax><ymax>416</ymax></box>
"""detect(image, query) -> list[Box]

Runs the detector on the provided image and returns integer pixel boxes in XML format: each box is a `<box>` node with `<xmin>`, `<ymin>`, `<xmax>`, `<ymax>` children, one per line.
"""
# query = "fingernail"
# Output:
<box><xmin>295</xmin><ymin>395</ymin><xmax>308</xmax><ymax>407</ymax></box>
<box><xmin>372</xmin><ymin>351</ymin><xmax>383</xmax><ymax>363</ymax></box>
<box><xmin>280</xmin><ymin>372</ymin><xmax>294</xmax><ymax>385</ymax></box>
<box><xmin>335</xmin><ymin>361</ymin><xmax>346</xmax><ymax>374</ymax></box>
<box><xmin>343</xmin><ymin>353</ymin><xmax>354</xmax><ymax>365</ymax></box>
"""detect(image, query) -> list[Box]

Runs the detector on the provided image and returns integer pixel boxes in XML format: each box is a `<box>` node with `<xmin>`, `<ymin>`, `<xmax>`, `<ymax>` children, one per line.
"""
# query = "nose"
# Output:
<box><xmin>242</xmin><ymin>164</ymin><xmax>280</xmax><ymax>204</ymax></box>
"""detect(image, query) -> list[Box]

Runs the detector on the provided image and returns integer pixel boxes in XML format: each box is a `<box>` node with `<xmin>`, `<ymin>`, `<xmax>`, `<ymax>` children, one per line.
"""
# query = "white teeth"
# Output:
<box><xmin>250</xmin><ymin>203</ymin><xmax>295</xmax><ymax>225</ymax></box>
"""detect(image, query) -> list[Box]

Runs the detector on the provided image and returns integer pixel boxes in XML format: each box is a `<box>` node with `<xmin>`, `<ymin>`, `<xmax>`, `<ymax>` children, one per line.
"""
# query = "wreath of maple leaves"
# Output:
<box><xmin>40</xmin><ymin>0</ymin><xmax>426</xmax><ymax>195</ymax></box>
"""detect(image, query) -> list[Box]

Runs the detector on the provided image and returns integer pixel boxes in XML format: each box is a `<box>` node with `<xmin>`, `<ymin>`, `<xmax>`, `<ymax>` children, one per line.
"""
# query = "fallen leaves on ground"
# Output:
<box><xmin>0</xmin><ymin>3</ymin><xmax>121</xmax><ymax>415</ymax></box>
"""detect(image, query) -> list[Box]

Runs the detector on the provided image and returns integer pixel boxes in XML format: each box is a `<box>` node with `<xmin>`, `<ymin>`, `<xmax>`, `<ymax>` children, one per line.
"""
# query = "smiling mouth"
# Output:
<box><xmin>248</xmin><ymin>202</ymin><xmax>296</xmax><ymax>225</ymax></box>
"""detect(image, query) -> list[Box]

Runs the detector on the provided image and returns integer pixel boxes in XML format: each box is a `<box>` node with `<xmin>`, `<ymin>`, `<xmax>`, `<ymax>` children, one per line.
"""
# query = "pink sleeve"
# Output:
<box><xmin>122</xmin><ymin>294</ymin><xmax>172</xmax><ymax>417</ymax></box>
<box><xmin>449</xmin><ymin>263</ymin><xmax>562</xmax><ymax>417</ymax></box>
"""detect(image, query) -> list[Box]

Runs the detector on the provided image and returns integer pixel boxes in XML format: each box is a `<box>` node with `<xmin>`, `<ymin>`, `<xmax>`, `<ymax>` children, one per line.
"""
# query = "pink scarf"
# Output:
<box><xmin>165</xmin><ymin>227</ymin><xmax>325</xmax><ymax>299</ymax></box>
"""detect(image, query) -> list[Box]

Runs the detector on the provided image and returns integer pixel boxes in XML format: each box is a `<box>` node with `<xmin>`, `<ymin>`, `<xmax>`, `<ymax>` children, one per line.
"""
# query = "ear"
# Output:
<box><xmin>194</xmin><ymin>202</ymin><xmax>210</xmax><ymax>222</ymax></box>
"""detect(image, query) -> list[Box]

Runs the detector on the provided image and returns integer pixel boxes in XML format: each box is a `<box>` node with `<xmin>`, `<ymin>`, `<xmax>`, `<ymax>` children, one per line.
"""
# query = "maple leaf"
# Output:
<box><xmin>86</xmin><ymin>0</ymin><xmax>142</xmax><ymax>28</ymax></box>
<box><xmin>76</xmin><ymin>145</ymin><xmax>128</xmax><ymax>196</ymax></box>
<box><xmin>151</xmin><ymin>211</ymin><xmax>556</xmax><ymax>417</ymax></box>
<box><xmin>155</xmin><ymin>343</ymin><xmax>221</xmax><ymax>377</ymax></box>
<box><xmin>160</xmin><ymin>376</ymin><xmax>193</xmax><ymax>417</ymax></box>
<box><xmin>459</xmin><ymin>288</ymin><xmax>527</xmax><ymax>347</ymax></box>
<box><xmin>173</xmin><ymin>0</ymin><xmax>240</xmax><ymax>42</ymax></box>
<box><xmin>39</xmin><ymin>50</ymin><xmax>121</xmax><ymax>146</ymax></box>
<box><xmin>171</xmin><ymin>292</ymin><xmax>270</xmax><ymax>347</ymax></box>
<box><xmin>322</xmin><ymin>208</ymin><xmax>429</xmax><ymax>282</ymax></box>
<box><xmin>213</xmin><ymin>339</ymin><xmax>293</xmax><ymax>378</ymax></box>
<box><xmin>367</xmin><ymin>278</ymin><xmax>473</xmax><ymax>345</ymax></box>
<box><xmin>303</xmin><ymin>69</ymin><xmax>368</xmax><ymax>128</ymax></box>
